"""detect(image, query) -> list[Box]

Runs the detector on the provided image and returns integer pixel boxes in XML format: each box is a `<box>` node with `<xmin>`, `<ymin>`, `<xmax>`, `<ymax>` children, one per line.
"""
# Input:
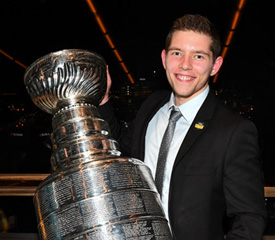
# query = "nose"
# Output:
<box><xmin>179</xmin><ymin>56</ymin><xmax>192</xmax><ymax>70</ymax></box>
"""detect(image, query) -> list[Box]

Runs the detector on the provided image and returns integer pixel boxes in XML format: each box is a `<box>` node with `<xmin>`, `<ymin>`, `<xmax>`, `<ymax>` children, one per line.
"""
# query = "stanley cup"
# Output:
<box><xmin>24</xmin><ymin>49</ymin><xmax>172</xmax><ymax>240</ymax></box>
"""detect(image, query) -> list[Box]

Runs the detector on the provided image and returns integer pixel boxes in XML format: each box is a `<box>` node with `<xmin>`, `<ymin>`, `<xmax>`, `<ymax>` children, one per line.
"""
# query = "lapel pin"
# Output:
<box><xmin>195</xmin><ymin>122</ymin><xmax>204</xmax><ymax>130</ymax></box>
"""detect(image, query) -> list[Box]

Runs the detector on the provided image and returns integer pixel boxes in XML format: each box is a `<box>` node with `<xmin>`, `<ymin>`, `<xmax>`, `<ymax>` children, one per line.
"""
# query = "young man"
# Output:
<box><xmin>99</xmin><ymin>14</ymin><xmax>266</xmax><ymax>239</ymax></box>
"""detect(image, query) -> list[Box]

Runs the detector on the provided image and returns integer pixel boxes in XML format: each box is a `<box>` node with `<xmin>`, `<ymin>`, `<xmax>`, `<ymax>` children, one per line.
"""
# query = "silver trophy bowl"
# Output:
<box><xmin>24</xmin><ymin>49</ymin><xmax>107</xmax><ymax>114</ymax></box>
<box><xmin>24</xmin><ymin>49</ymin><xmax>172</xmax><ymax>240</ymax></box>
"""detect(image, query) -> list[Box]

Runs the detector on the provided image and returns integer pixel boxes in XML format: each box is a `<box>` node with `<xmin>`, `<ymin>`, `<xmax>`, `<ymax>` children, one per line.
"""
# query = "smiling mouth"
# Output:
<box><xmin>175</xmin><ymin>74</ymin><xmax>195</xmax><ymax>81</ymax></box>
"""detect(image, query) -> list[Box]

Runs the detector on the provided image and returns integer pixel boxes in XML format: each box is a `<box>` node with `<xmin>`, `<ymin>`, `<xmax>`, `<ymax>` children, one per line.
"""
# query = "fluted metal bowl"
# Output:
<box><xmin>24</xmin><ymin>49</ymin><xmax>107</xmax><ymax>115</ymax></box>
<box><xmin>24</xmin><ymin>49</ymin><xmax>172</xmax><ymax>239</ymax></box>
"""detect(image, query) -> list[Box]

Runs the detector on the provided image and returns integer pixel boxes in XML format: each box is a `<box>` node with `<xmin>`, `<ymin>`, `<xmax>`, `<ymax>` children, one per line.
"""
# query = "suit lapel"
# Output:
<box><xmin>173</xmin><ymin>92</ymin><xmax>218</xmax><ymax>168</ymax></box>
<box><xmin>132</xmin><ymin>90</ymin><xmax>171</xmax><ymax>160</ymax></box>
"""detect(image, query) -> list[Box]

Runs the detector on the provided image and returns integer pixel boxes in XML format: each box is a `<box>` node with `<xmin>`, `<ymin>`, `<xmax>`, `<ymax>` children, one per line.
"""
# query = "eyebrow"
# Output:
<box><xmin>168</xmin><ymin>47</ymin><xmax>211</xmax><ymax>57</ymax></box>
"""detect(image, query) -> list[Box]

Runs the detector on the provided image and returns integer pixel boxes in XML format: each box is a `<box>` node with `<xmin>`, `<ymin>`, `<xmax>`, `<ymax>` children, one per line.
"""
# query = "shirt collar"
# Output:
<box><xmin>167</xmin><ymin>86</ymin><xmax>209</xmax><ymax>122</ymax></box>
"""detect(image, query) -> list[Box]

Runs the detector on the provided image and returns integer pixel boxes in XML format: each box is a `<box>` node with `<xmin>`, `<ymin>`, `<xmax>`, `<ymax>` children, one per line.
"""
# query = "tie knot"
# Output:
<box><xmin>169</xmin><ymin>108</ymin><xmax>182</xmax><ymax>122</ymax></box>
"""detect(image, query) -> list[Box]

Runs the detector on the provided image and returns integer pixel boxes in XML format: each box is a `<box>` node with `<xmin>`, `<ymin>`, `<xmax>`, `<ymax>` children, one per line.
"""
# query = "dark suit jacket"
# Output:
<box><xmin>100</xmin><ymin>90</ymin><xmax>266</xmax><ymax>240</ymax></box>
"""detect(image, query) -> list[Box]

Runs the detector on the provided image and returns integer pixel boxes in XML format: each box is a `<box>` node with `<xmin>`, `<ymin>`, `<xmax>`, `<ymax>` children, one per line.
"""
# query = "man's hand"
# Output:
<box><xmin>99</xmin><ymin>65</ymin><xmax>112</xmax><ymax>105</ymax></box>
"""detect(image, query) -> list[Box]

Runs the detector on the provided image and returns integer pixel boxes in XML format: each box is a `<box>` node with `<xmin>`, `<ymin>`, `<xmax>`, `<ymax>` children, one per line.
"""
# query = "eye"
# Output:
<box><xmin>171</xmin><ymin>51</ymin><xmax>181</xmax><ymax>56</ymax></box>
<box><xmin>194</xmin><ymin>54</ymin><xmax>204</xmax><ymax>60</ymax></box>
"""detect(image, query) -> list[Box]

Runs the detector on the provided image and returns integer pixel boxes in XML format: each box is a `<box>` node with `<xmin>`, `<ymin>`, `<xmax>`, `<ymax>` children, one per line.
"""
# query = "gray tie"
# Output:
<box><xmin>155</xmin><ymin>107</ymin><xmax>182</xmax><ymax>198</ymax></box>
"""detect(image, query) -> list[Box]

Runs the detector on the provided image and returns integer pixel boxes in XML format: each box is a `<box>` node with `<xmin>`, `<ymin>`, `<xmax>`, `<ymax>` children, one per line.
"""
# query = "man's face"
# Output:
<box><xmin>161</xmin><ymin>30</ymin><xmax>223</xmax><ymax>106</ymax></box>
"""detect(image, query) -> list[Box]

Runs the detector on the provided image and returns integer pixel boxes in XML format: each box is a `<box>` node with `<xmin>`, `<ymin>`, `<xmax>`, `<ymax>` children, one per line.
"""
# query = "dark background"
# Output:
<box><xmin>0</xmin><ymin>0</ymin><xmax>274</xmax><ymax>235</ymax></box>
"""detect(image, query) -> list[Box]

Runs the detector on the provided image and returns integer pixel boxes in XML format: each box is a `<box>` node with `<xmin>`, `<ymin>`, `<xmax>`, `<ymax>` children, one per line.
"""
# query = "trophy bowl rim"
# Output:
<box><xmin>23</xmin><ymin>49</ymin><xmax>107</xmax><ymax>114</ymax></box>
<box><xmin>24</xmin><ymin>49</ymin><xmax>106</xmax><ymax>85</ymax></box>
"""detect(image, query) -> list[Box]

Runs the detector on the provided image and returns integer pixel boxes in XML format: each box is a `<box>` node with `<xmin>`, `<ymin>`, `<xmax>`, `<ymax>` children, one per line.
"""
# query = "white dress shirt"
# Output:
<box><xmin>144</xmin><ymin>86</ymin><xmax>209</xmax><ymax>221</ymax></box>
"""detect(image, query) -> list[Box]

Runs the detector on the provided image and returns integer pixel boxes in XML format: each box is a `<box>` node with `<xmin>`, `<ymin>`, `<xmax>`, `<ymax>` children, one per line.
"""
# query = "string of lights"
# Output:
<box><xmin>85</xmin><ymin>0</ymin><xmax>135</xmax><ymax>84</ymax></box>
<box><xmin>0</xmin><ymin>48</ymin><xmax>27</xmax><ymax>69</ymax></box>
<box><xmin>213</xmin><ymin>0</ymin><xmax>246</xmax><ymax>83</ymax></box>
<box><xmin>0</xmin><ymin>0</ymin><xmax>246</xmax><ymax>84</ymax></box>
<box><xmin>1</xmin><ymin>1</ymin><xmax>135</xmax><ymax>84</ymax></box>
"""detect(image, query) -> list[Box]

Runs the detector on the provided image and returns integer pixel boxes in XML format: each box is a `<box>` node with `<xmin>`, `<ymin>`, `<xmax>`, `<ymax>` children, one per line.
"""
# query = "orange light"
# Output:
<box><xmin>212</xmin><ymin>73</ymin><xmax>219</xmax><ymax>84</ymax></box>
<box><xmin>225</xmin><ymin>31</ymin><xmax>234</xmax><ymax>46</ymax></box>
<box><xmin>85</xmin><ymin>0</ymin><xmax>96</xmax><ymax>13</ymax></box>
<box><xmin>213</xmin><ymin>0</ymin><xmax>246</xmax><ymax>84</ymax></box>
<box><xmin>105</xmin><ymin>35</ymin><xmax>115</xmax><ymax>49</ymax></box>
<box><xmin>127</xmin><ymin>74</ymin><xmax>134</xmax><ymax>84</ymax></box>
<box><xmin>221</xmin><ymin>46</ymin><xmax>229</xmax><ymax>59</ymax></box>
<box><xmin>0</xmin><ymin>49</ymin><xmax>27</xmax><ymax>69</ymax></box>
<box><xmin>231</xmin><ymin>11</ymin><xmax>240</xmax><ymax>30</ymax></box>
<box><xmin>238</xmin><ymin>0</ymin><xmax>246</xmax><ymax>9</ymax></box>
<box><xmin>85</xmin><ymin>0</ymin><xmax>134</xmax><ymax>84</ymax></box>
<box><xmin>95</xmin><ymin>16</ymin><xmax>107</xmax><ymax>34</ymax></box>
<box><xmin>15</xmin><ymin>60</ymin><xmax>27</xmax><ymax>69</ymax></box>
<box><xmin>120</xmin><ymin>62</ymin><xmax>129</xmax><ymax>73</ymax></box>
<box><xmin>113</xmin><ymin>49</ymin><xmax>123</xmax><ymax>62</ymax></box>
<box><xmin>0</xmin><ymin>49</ymin><xmax>13</xmax><ymax>60</ymax></box>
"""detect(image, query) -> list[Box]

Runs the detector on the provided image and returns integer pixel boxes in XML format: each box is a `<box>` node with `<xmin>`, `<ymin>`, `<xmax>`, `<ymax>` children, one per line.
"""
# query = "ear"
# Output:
<box><xmin>210</xmin><ymin>56</ymin><xmax>223</xmax><ymax>76</ymax></box>
<box><xmin>161</xmin><ymin>49</ymin><xmax>167</xmax><ymax>69</ymax></box>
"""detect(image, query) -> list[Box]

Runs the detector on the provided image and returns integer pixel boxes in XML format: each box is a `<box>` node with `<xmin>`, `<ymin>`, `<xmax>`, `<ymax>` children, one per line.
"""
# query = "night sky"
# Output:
<box><xmin>1</xmin><ymin>0</ymin><xmax>273</xmax><ymax>92</ymax></box>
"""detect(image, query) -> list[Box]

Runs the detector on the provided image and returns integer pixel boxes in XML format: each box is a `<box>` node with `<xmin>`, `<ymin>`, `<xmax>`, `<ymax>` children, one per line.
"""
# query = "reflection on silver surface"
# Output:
<box><xmin>24</xmin><ymin>49</ymin><xmax>107</xmax><ymax>115</ymax></box>
<box><xmin>24</xmin><ymin>49</ymin><xmax>172</xmax><ymax>239</ymax></box>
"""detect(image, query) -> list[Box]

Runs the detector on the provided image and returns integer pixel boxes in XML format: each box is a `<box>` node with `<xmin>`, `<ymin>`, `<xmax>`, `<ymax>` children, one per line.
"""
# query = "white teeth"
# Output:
<box><xmin>176</xmin><ymin>75</ymin><xmax>193</xmax><ymax>81</ymax></box>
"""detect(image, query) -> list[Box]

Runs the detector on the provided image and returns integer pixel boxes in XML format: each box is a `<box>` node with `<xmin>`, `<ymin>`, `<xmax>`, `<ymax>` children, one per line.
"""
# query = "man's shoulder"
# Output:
<box><xmin>146</xmin><ymin>90</ymin><xmax>171</xmax><ymax>101</ymax></box>
<box><xmin>139</xmin><ymin>90</ymin><xmax>171</xmax><ymax>112</ymax></box>
<box><xmin>213</xmin><ymin>95</ymin><xmax>256</xmax><ymax>129</ymax></box>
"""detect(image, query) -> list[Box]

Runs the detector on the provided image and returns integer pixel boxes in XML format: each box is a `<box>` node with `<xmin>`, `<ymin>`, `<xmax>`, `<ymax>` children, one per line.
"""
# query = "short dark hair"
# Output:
<box><xmin>165</xmin><ymin>14</ymin><xmax>221</xmax><ymax>61</ymax></box>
